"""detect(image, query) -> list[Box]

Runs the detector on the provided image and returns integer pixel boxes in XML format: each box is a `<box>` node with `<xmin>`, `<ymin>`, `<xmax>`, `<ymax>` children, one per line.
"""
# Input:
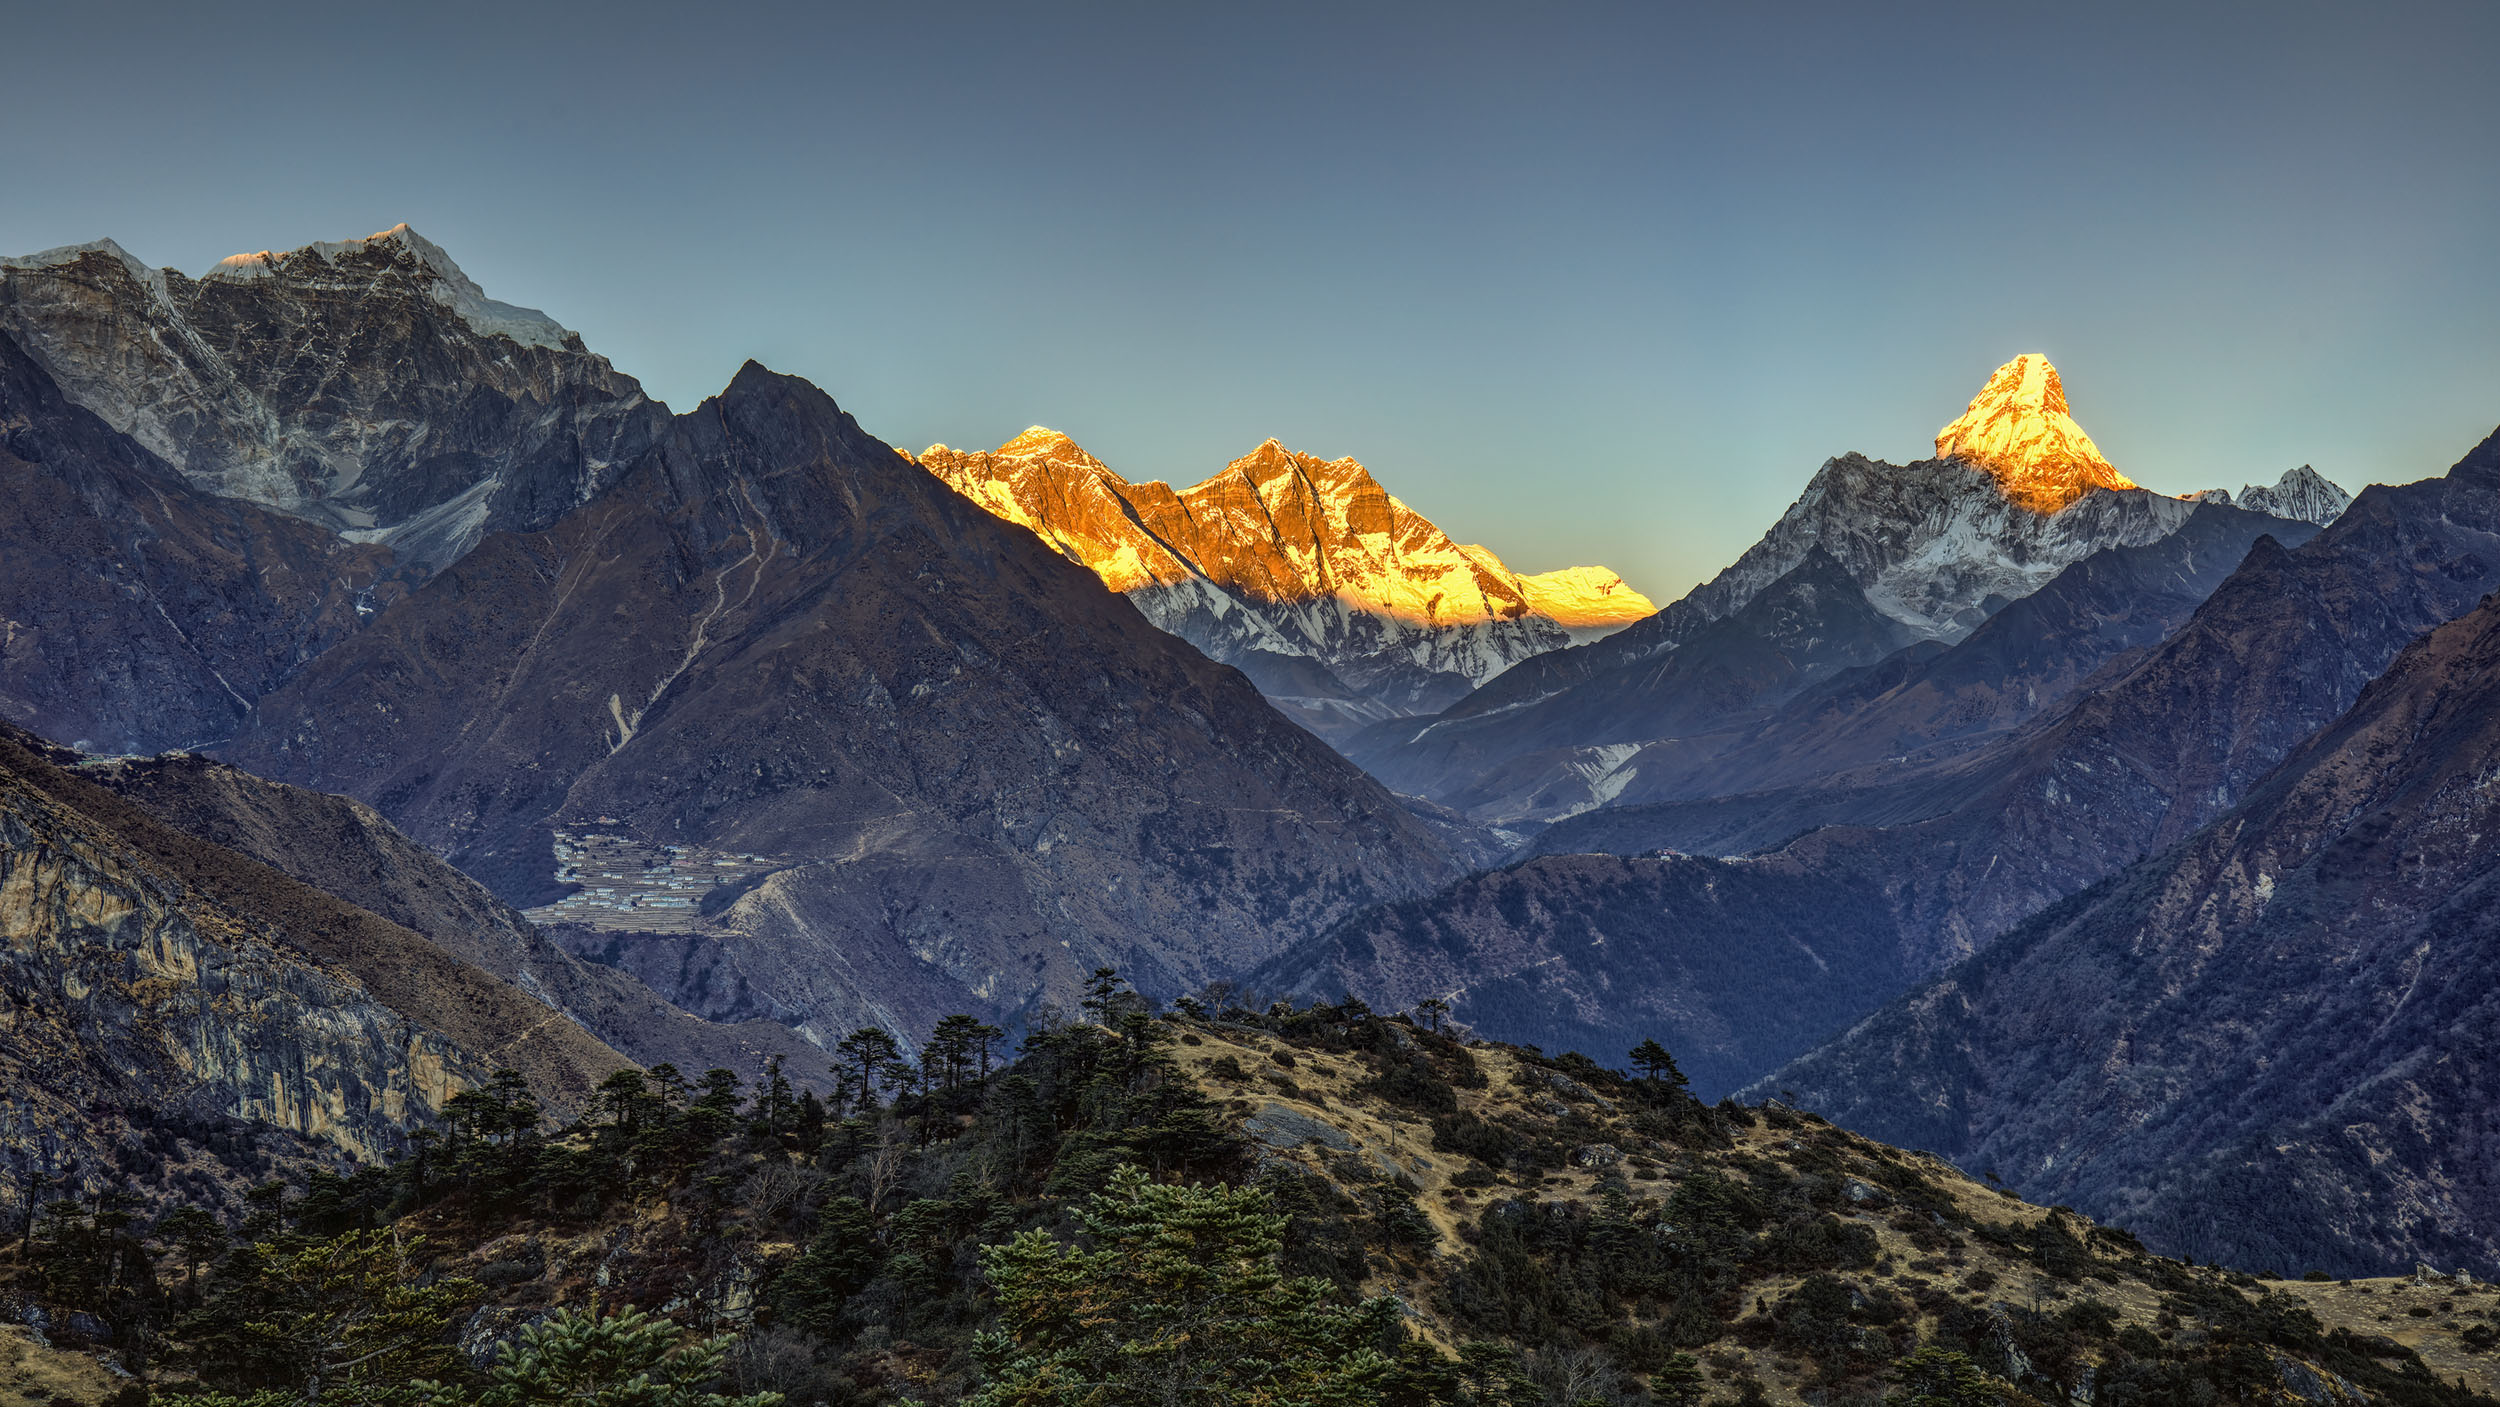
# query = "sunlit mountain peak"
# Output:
<box><xmin>1934</xmin><ymin>353</ymin><xmax>2140</xmax><ymax>512</ymax></box>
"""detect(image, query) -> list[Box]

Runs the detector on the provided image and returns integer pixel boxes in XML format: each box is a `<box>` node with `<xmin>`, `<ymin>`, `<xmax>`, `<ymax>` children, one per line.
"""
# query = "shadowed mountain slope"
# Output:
<box><xmin>1763</xmin><ymin>585</ymin><xmax>2500</xmax><ymax>1279</ymax></box>
<box><xmin>224</xmin><ymin>364</ymin><xmax>1462</xmax><ymax>1048</ymax></box>
<box><xmin>0</xmin><ymin>326</ymin><xmax>391</xmax><ymax>754</ymax></box>
<box><xmin>1516</xmin><ymin>501</ymin><xmax>2322</xmax><ymax>815</ymax></box>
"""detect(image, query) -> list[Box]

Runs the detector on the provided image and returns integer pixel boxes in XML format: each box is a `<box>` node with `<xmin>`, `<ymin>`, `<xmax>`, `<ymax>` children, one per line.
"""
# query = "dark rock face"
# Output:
<box><xmin>0</xmin><ymin>326</ymin><xmax>389</xmax><ymax>754</ymax></box>
<box><xmin>0</xmin><ymin>723</ymin><xmax>631</xmax><ymax>1174</ymax></box>
<box><xmin>80</xmin><ymin>750</ymin><xmax>826</xmax><ymax>1088</ymax></box>
<box><xmin>1353</xmin><ymin>547</ymin><xmax>1925</xmax><ymax>828</ymax></box>
<box><xmin>0</xmin><ymin>228</ymin><xmax>667</xmax><ymax>574</ymax></box>
<box><xmin>1250</xmin><ymin>850</ymin><xmax>1906</xmax><ymax>1101</ymax></box>
<box><xmin>1763</xmin><ymin>586</ymin><xmax>2500</xmax><ymax>1279</ymax></box>
<box><xmin>224</xmin><ymin>364</ymin><xmax>1462</xmax><ymax>1046</ymax></box>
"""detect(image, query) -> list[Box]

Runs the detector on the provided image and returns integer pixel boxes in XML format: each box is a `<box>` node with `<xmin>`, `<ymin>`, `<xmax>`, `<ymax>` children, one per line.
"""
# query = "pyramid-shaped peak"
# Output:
<box><xmin>1981</xmin><ymin>353</ymin><xmax>2070</xmax><ymax>415</ymax></box>
<box><xmin>1935</xmin><ymin>354</ymin><xmax>2140</xmax><ymax>512</ymax></box>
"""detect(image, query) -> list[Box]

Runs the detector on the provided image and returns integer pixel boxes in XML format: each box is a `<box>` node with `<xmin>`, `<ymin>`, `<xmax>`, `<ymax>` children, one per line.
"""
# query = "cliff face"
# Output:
<box><xmin>0</xmin><ymin>227</ymin><xmax>667</xmax><ymax>574</ymax></box>
<box><xmin>79</xmin><ymin>751</ymin><xmax>827</xmax><ymax>1089</ymax></box>
<box><xmin>0</xmin><ymin>722</ymin><xmax>633</xmax><ymax>1182</ymax></box>
<box><xmin>1</xmin><ymin>737</ymin><xmax>473</xmax><ymax>1169</ymax></box>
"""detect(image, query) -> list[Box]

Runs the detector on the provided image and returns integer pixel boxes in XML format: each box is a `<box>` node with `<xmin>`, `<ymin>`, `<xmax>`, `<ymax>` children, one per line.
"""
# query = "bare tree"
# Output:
<box><xmin>862</xmin><ymin>1117</ymin><xmax>909</xmax><ymax>1217</ymax></box>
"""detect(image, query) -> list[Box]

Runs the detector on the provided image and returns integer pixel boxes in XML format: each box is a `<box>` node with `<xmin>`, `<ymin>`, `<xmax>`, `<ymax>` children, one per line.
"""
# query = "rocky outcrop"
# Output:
<box><xmin>0</xmin><ymin>227</ymin><xmax>667</xmax><ymax>574</ymax></box>
<box><xmin>0</xmin><ymin>723</ymin><xmax>636</xmax><ymax>1182</ymax></box>
<box><xmin>917</xmin><ymin>430</ymin><xmax>1652</xmax><ymax>738</ymax></box>
<box><xmin>0</xmin><ymin>325</ymin><xmax>389</xmax><ymax>754</ymax></box>
<box><xmin>223</xmin><ymin>364</ymin><xmax>1464</xmax><ymax>1047</ymax></box>
<box><xmin>1764</xmin><ymin>581</ymin><xmax>2500</xmax><ymax>1278</ymax></box>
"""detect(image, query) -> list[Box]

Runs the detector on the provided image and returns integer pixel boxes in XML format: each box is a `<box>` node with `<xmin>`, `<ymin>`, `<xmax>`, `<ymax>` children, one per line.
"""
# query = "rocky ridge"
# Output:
<box><xmin>916</xmin><ymin>430</ymin><xmax>1653</xmax><ymax>736</ymax></box>
<box><xmin>0</xmin><ymin>225</ymin><xmax>668</xmax><ymax>573</ymax></box>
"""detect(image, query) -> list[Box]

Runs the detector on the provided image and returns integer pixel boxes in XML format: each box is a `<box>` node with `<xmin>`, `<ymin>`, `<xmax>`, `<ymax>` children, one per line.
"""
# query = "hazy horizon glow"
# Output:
<box><xmin>5</xmin><ymin>1</ymin><xmax>2496</xmax><ymax>602</ymax></box>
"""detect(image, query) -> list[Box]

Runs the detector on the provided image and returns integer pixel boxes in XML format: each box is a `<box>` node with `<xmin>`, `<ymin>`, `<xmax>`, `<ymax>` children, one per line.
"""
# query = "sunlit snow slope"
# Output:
<box><xmin>917</xmin><ymin>430</ymin><xmax>1652</xmax><ymax>738</ymax></box>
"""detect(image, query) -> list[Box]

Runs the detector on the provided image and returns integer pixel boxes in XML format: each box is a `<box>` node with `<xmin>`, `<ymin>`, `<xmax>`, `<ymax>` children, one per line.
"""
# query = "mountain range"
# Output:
<box><xmin>916</xmin><ymin>428</ymin><xmax>1652</xmax><ymax>738</ymax></box>
<box><xmin>1342</xmin><ymin>355</ymin><xmax>2348</xmax><ymax>831</ymax></box>
<box><xmin>9</xmin><ymin>219</ymin><xmax>2500</xmax><ymax>1295</ymax></box>
<box><xmin>219</xmin><ymin>361</ymin><xmax>1463</xmax><ymax>1045</ymax></box>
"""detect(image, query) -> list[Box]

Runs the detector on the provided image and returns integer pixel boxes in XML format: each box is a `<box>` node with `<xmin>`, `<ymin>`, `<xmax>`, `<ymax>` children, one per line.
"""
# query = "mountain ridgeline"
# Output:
<box><xmin>7</xmin><ymin>217</ymin><xmax>2500</xmax><ymax>1359</ymax></box>
<box><xmin>916</xmin><ymin>428</ymin><xmax>1654</xmax><ymax>739</ymax></box>
<box><xmin>0</xmin><ymin>226</ymin><xmax>666</xmax><ymax>574</ymax></box>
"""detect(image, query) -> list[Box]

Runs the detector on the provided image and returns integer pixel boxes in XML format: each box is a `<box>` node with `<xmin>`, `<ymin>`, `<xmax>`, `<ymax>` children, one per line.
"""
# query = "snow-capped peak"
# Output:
<box><xmin>201</xmin><ymin>224</ymin><xmax>576</xmax><ymax>351</ymax></box>
<box><xmin>1513</xmin><ymin>564</ymin><xmax>1656</xmax><ymax>629</ymax></box>
<box><xmin>2202</xmin><ymin>464</ymin><xmax>2352</xmax><ymax>526</ymax></box>
<box><xmin>1934</xmin><ymin>354</ymin><xmax>2141</xmax><ymax>512</ymax></box>
<box><xmin>998</xmin><ymin>425</ymin><xmax>1083</xmax><ymax>456</ymax></box>
<box><xmin>916</xmin><ymin>428</ymin><xmax>1658</xmax><ymax>728</ymax></box>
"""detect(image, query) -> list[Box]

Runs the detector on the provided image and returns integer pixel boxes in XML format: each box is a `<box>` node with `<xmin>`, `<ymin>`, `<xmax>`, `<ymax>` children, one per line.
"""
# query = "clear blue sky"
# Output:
<box><xmin>6</xmin><ymin>1</ymin><xmax>2495</xmax><ymax>601</ymax></box>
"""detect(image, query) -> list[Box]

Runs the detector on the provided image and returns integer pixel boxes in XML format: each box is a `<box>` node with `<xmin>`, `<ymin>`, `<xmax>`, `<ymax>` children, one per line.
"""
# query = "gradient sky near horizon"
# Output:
<box><xmin>6</xmin><ymin>1</ymin><xmax>2496</xmax><ymax>601</ymax></box>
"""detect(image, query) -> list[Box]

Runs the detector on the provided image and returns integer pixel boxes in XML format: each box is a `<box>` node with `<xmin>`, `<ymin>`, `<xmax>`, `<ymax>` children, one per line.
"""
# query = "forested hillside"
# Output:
<box><xmin>7</xmin><ymin>983</ymin><xmax>2492</xmax><ymax>1406</ymax></box>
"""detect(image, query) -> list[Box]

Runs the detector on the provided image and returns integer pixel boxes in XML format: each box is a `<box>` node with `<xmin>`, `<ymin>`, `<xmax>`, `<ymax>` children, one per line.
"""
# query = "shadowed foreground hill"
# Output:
<box><xmin>8</xmin><ymin>993</ymin><xmax>2493</xmax><ymax>1405</ymax></box>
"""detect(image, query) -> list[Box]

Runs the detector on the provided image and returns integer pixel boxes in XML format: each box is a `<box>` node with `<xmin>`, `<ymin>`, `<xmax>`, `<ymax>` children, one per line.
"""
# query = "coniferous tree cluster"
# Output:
<box><xmin>0</xmin><ymin>974</ymin><xmax>2489</xmax><ymax>1407</ymax></box>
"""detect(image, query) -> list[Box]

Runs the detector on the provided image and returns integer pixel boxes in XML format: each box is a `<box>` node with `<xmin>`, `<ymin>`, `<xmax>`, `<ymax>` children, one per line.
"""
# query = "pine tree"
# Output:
<box><xmin>830</xmin><ymin>1028</ymin><xmax>902</xmax><ymax>1116</ymax></box>
<box><xmin>1414</xmin><ymin>997</ymin><xmax>1452</xmax><ymax>1034</ymax></box>
<box><xmin>1884</xmin><ymin>1346</ymin><xmax>2043</xmax><ymax>1407</ymax></box>
<box><xmin>155</xmin><ymin>1205</ymin><xmax>226</xmax><ymax>1297</ymax></box>
<box><xmin>969</xmin><ymin>1164</ymin><xmax>1413</xmax><ymax>1406</ymax></box>
<box><xmin>425</xmin><ymin>1304</ymin><xmax>780</xmax><ymax>1407</ymax></box>
<box><xmin>191</xmin><ymin>1230</ymin><xmax>482</xmax><ymax>1404</ymax></box>
<box><xmin>1629</xmin><ymin>1038</ymin><xmax>1690</xmax><ymax>1095</ymax></box>
<box><xmin>1651</xmin><ymin>1352</ymin><xmax>1708</xmax><ymax>1407</ymax></box>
